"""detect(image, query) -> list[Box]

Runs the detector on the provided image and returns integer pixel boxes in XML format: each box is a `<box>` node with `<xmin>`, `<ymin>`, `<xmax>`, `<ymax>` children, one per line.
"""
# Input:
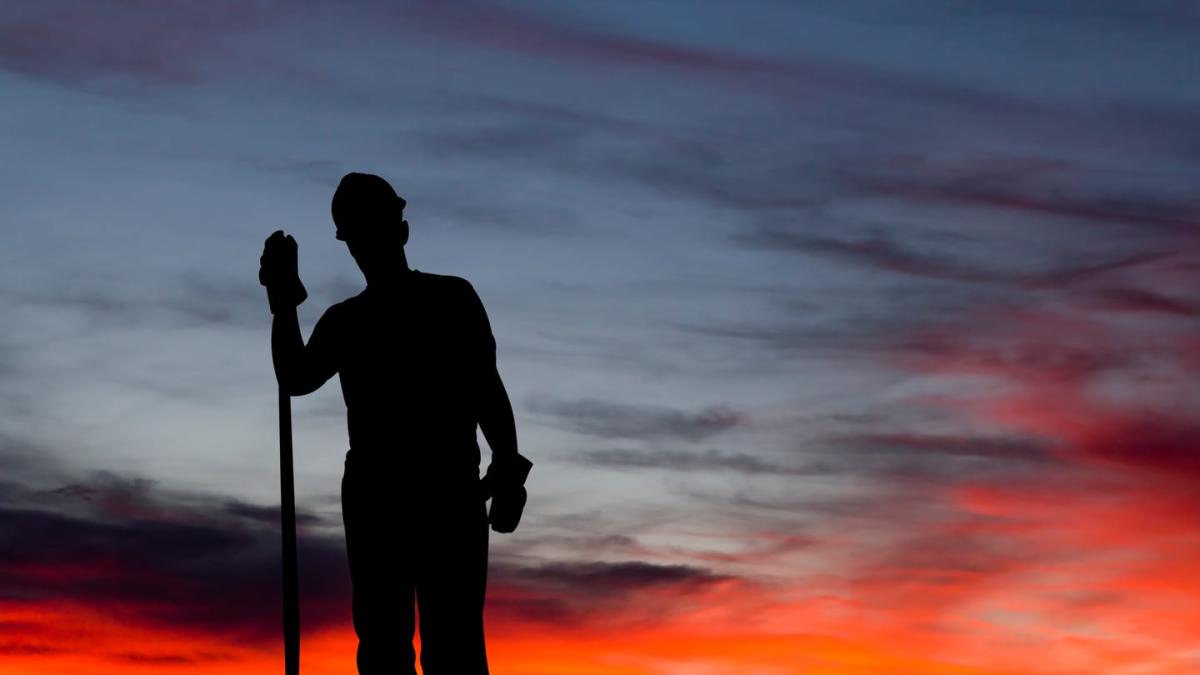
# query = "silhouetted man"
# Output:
<box><xmin>259</xmin><ymin>172</ymin><xmax>532</xmax><ymax>675</ymax></box>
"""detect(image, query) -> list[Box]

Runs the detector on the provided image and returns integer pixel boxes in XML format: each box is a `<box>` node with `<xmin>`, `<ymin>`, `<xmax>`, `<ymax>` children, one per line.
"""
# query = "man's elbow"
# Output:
<box><xmin>285</xmin><ymin>382</ymin><xmax>317</xmax><ymax>397</ymax></box>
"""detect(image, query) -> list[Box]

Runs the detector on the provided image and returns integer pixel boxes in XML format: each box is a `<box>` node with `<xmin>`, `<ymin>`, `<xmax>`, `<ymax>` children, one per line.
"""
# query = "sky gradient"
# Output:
<box><xmin>2</xmin><ymin>1</ymin><xmax>1199</xmax><ymax>673</ymax></box>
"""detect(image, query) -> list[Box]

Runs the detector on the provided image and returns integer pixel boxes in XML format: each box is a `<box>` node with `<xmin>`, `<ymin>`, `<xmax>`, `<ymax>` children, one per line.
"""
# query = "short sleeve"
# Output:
<box><xmin>460</xmin><ymin>280</ymin><xmax>497</xmax><ymax>367</ymax></box>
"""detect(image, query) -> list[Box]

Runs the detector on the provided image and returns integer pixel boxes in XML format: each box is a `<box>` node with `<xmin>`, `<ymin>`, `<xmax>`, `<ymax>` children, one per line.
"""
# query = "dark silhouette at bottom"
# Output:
<box><xmin>260</xmin><ymin>172</ymin><xmax>532</xmax><ymax>674</ymax></box>
<box><xmin>343</xmin><ymin>456</ymin><xmax>490</xmax><ymax>673</ymax></box>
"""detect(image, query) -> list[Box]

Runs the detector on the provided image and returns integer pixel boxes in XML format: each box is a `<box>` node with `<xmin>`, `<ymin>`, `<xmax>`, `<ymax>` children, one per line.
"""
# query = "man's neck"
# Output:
<box><xmin>365</xmin><ymin>266</ymin><xmax>416</xmax><ymax>292</ymax></box>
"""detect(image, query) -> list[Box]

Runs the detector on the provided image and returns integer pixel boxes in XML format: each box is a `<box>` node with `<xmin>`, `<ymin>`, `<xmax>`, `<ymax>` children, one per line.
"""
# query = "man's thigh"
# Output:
<box><xmin>414</xmin><ymin>500</ymin><xmax>490</xmax><ymax>672</ymax></box>
<box><xmin>342</xmin><ymin>464</ymin><xmax>419</xmax><ymax>628</ymax></box>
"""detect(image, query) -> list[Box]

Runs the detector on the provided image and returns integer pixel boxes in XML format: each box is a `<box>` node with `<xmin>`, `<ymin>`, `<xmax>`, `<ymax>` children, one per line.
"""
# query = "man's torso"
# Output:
<box><xmin>330</xmin><ymin>271</ymin><xmax>487</xmax><ymax>485</ymax></box>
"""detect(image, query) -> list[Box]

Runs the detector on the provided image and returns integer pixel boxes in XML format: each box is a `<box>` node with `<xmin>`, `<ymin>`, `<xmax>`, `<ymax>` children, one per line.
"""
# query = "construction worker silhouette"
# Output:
<box><xmin>259</xmin><ymin>172</ymin><xmax>532</xmax><ymax>675</ymax></box>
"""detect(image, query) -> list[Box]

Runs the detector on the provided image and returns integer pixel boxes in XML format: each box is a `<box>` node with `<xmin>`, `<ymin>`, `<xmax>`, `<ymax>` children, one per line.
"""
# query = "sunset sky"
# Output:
<box><xmin>2</xmin><ymin>1</ymin><xmax>1199</xmax><ymax>673</ymax></box>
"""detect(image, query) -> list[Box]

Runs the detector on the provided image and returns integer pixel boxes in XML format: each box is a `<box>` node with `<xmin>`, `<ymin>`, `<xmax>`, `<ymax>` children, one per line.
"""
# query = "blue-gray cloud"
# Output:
<box><xmin>529</xmin><ymin>397</ymin><xmax>744</xmax><ymax>443</ymax></box>
<box><xmin>581</xmin><ymin>447</ymin><xmax>816</xmax><ymax>475</ymax></box>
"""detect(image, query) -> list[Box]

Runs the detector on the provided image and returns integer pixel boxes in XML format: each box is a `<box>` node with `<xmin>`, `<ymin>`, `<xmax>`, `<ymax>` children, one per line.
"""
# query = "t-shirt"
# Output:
<box><xmin>302</xmin><ymin>270</ymin><xmax>497</xmax><ymax>487</ymax></box>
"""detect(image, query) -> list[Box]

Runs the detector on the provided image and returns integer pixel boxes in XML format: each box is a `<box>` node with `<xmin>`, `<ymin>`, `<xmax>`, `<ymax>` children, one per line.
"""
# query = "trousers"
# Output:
<box><xmin>341</xmin><ymin>450</ymin><xmax>490</xmax><ymax>674</ymax></box>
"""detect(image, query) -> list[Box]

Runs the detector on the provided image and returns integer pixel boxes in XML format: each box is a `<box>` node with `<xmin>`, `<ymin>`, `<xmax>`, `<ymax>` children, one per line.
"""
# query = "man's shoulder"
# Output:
<box><xmin>316</xmin><ymin>297</ymin><xmax>353</xmax><ymax>324</ymax></box>
<box><xmin>413</xmin><ymin>270</ymin><xmax>478</xmax><ymax>299</ymax></box>
<box><xmin>414</xmin><ymin>269</ymin><xmax>473</xmax><ymax>288</ymax></box>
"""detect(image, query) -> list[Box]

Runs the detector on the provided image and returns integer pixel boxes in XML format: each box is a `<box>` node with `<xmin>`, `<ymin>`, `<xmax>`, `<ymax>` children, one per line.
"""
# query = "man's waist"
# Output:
<box><xmin>344</xmin><ymin>445</ymin><xmax>480</xmax><ymax>470</ymax></box>
<box><xmin>346</xmin><ymin>414</ymin><xmax>477</xmax><ymax>440</ymax></box>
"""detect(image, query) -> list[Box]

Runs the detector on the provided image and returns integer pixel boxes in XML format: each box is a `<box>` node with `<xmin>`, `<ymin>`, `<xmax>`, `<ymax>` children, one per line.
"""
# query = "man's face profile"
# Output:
<box><xmin>338</xmin><ymin>217</ymin><xmax>408</xmax><ymax>281</ymax></box>
<box><xmin>331</xmin><ymin>172</ymin><xmax>409</xmax><ymax>281</ymax></box>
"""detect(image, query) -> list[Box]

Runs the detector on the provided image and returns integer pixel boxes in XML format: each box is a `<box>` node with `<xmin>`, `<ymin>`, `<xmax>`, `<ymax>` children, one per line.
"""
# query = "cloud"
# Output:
<box><xmin>0</xmin><ymin>641</ymin><xmax>65</xmax><ymax>656</ymax></box>
<box><xmin>0</xmin><ymin>472</ymin><xmax>350</xmax><ymax>645</ymax></box>
<box><xmin>516</xmin><ymin>559</ymin><xmax>731</xmax><ymax>593</ymax></box>
<box><xmin>581</xmin><ymin>447</ymin><xmax>815</xmax><ymax>475</ymax></box>
<box><xmin>0</xmin><ymin>435</ymin><xmax>744</xmax><ymax>657</ymax></box>
<box><xmin>240</xmin><ymin>157</ymin><xmax>349</xmax><ymax>186</ymax></box>
<box><xmin>829</xmin><ymin>432</ymin><xmax>1051</xmax><ymax>464</ymax></box>
<box><xmin>869</xmin><ymin>174</ymin><xmax>1200</xmax><ymax>234</ymax></box>
<box><xmin>0</xmin><ymin>0</ymin><xmax>294</xmax><ymax>87</ymax></box>
<box><xmin>111</xmin><ymin>650</ymin><xmax>230</xmax><ymax>666</ymax></box>
<box><xmin>743</xmin><ymin>227</ymin><xmax>1163</xmax><ymax>288</ymax></box>
<box><xmin>1070</xmin><ymin>410</ymin><xmax>1200</xmax><ymax>477</ymax></box>
<box><xmin>887</xmin><ymin>294</ymin><xmax>1200</xmax><ymax>481</ymax></box>
<box><xmin>1075</xmin><ymin>286</ymin><xmax>1200</xmax><ymax>317</ymax></box>
<box><xmin>0</xmin><ymin>269</ymin><xmax>267</xmax><ymax>331</ymax></box>
<box><xmin>684</xmin><ymin>283</ymin><xmax>1002</xmax><ymax>365</ymax></box>
<box><xmin>406</xmin><ymin>1</ymin><xmax>1056</xmax><ymax>124</ymax></box>
<box><xmin>528</xmin><ymin>397</ymin><xmax>744</xmax><ymax>442</ymax></box>
<box><xmin>485</xmin><ymin>558</ymin><xmax>738</xmax><ymax>628</ymax></box>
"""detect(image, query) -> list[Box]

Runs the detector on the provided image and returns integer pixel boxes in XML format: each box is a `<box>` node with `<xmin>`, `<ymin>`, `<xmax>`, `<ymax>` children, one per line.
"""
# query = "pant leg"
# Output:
<box><xmin>415</xmin><ymin>492</ymin><xmax>490</xmax><ymax>675</ymax></box>
<box><xmin>342</xmin><ymin>458</ymin><xmax>418</xmax><ymax>675</ymax></box>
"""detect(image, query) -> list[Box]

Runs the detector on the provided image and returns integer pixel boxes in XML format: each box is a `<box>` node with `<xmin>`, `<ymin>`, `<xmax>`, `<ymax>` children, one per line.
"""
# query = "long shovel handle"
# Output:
<box><xmin>279</xmin><ymin>386</ymin><xmax>300</xmax><ymax>675</ymax></box>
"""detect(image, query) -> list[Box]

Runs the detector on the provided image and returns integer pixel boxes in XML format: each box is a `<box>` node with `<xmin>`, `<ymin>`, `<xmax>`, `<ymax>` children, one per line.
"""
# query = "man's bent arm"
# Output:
<box><xmin>463</xmin><ymin>280</ymin><xmax>519</xmax><ymax>462</ymax></box>
<box><xmin>478</xmin><ymin>368</ymin><xmax>518</xmax><ymax>460</ymax></box>
<box><xmin>272</xmin><ymin>305</ymin><xmax>338</xmax><ymax>396</ymax></box>
<box><xmin>464</xmin><ymin>279</ymin><xmax>530</xmax><ymax>530</ymax></box>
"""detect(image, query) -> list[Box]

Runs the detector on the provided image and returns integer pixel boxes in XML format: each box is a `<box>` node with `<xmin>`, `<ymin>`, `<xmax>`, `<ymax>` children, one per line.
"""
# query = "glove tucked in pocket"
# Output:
<box><xmin>488</xmin><ymin>485</ymin><xmax>527</xmax><ymax>534</ymax></box>
<box><xmin>482</xmin><ymin>453</ymin><xmax>532</xmax><ymax>533</ymax></box>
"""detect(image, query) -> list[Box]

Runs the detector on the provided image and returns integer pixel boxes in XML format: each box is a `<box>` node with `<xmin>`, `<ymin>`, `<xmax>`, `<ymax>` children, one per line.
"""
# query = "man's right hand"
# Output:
<box><xmin>482</xmin><ymin>453</ymin><xmax>532</xmax><ymax>533</ymax></box>
<box><xmin>259</xmin><ymin>230</ymin><xmax>307</xmax><ymax>314</ymax></box>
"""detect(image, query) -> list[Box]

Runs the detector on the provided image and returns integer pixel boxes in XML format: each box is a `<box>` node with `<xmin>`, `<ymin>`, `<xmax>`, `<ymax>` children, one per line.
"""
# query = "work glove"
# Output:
<box><xmin>259</xmin><ymin>230</ymin><xmax>307</xmax><ymax>314</ymax></box>
<box><xmin>481</xmin><ymin>453</ymin><xmax>532</xmax><ymax>533</ymax></box>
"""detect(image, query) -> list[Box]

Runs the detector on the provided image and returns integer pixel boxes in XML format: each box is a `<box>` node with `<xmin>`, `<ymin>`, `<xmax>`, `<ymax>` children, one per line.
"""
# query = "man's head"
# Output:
<box><xmin>331</xmin><ymin>172</ymin><xmax>409</xmax><ymax>281</ymax></box>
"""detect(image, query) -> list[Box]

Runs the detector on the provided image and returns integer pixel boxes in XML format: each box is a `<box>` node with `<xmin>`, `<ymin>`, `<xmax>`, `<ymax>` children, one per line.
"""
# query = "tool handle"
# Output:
<box><xmin>279</xmin><ymin>387</ymin><xmax>300</xmax><ymax>675</ymax></box>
